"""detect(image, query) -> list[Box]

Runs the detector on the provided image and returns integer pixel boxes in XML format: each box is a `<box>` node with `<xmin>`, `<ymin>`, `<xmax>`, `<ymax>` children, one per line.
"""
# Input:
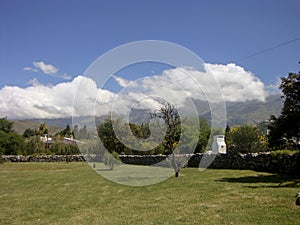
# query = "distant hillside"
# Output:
<box><xmin>226</xmin><ymin>95</ymin><xmax>283</xmax><ymax>126</ymax></box>
<box><xmin>183</xmin><ymin>95</ymin><xmax>282</xmax><ymax>126</ymax></box>
<box><xmin>12</xmin><ymin>120</ymin><xmax>63</xmax><ymax>135</ymax></box>
<box><xmin>12</xmin><ymin>95</ymin><xmax>283</xmax><ymax>131</ymax></box>
<box><xmin>30</xmin><ymin>118</ymin><xmax>73</xmax><ymax>128</ymax></box>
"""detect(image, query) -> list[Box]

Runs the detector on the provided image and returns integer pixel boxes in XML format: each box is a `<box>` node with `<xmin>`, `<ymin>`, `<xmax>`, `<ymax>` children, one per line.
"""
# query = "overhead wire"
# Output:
<box><xmin>89</xmin><ymin>36</ymin><xmax>300</xmax><ymax>109</ymax></box>
<box><xmin>235</xmin><ymin>36</ymin><xmax>300</xmax><ymax>61</ymax></box>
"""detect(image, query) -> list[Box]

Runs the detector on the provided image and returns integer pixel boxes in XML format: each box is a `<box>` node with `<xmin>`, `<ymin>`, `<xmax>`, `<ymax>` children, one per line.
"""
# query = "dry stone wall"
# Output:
<box><xmin>2</xmin><ymin>152</ymin><xmax>300</xmax><ymax>176</ymax></box>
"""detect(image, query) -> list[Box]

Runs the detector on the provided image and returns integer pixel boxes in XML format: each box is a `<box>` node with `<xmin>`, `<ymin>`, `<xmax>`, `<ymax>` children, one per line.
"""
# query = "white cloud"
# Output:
<box><xmin>116</xmin><ymin>63</ymin><xmax>267</xmax><ymax>104</ymax></box>
<box><xmin>0</xmin><ymin>63</ymin><xmax>269</xmax><ymax>120</ymax></box>
<box><xmin>61</xmin><ymin>73</ymin><xmax>72</xmax><ymax>80</ymax></box>
<box><xmin>24</xmin><ymin>67</ymin><xmax>38</xmax><ymax>72</ymax></box>
<box><xmin>33</xmin><ymin>61</ymin><xmax>58</xmax><ymax>74</ymax></box>
<box><xmin>26</xmin><ymin>78</ymin><xmax>42</xmax><ymax>87</ymax></box>
<box><xmin>112</xmin><ymin>75</ymin><xmax>138</xmax><ymax>88</ymax></box>
<box><xmin>204</xmin><ymin>63</ymin><xmax>267</xmax><ymax>102</ymax></box>
<box><xmin>266</xmin><ymin>77</ymin><xmax>282</xmax><ymax>95</ymax></box>
<box><xmin>0</xmin><ymin>76</ymin><xmax>102</xmax><ymax>119</ymax></box>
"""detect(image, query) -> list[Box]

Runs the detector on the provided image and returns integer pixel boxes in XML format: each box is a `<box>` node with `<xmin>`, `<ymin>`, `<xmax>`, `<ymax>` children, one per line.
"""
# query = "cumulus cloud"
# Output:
<box><xmin>0</xmin><ymin>63</ymin><xmax>269</xmax><ymax>119</ymax></box>
<box><xmin>115</xmin><ymin>63</ymin><xmax>267</xmax><ymax>104</ymax></box>
<box><xmin>0</xmin><ymin>76</ymin><xmax>100</xmax><ymax>119</ymax></box>
<box><xmin>33</xmin><ymin>61</ymin><xmax>58</xmax><ymax>74</ymax></box>
<box><xmin>204</xmin><ymin>63</ymin><xmax>267</xmax><ymax>102</ymax></box>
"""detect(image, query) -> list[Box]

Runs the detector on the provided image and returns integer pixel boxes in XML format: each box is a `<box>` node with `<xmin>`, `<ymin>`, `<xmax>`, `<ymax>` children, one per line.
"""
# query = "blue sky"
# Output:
<box><xmin>0</xmin><ymin>0</ymin><xmax>300</xmax><ymax>119</ymax></box>
<box><xmin>1</xmin><ymin>0</ymin><xmax>300</xmax><ymax>87</ymax></box>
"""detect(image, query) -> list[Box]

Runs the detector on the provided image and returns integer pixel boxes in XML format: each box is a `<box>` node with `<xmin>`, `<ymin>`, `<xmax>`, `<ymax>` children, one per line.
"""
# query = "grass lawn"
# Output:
<box><xmin>0</xmin><ymin>162</ymin><xmax>299</xmax><ymax>225</ymax></box>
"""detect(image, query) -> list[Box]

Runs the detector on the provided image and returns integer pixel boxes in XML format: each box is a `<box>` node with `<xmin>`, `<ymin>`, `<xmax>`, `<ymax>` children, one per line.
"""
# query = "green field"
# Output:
<box><xmin>0</xmin><ymin>162</ymin><xmax>299</xmax><ymax>225</ymax></box>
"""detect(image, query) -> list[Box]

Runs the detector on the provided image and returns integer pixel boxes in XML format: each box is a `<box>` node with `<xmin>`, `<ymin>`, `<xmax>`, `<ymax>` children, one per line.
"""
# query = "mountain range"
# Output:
<box><xmin>12</xmin><ymin>94</ymin><xmax>283</xmax><ymax>134</ymax></box>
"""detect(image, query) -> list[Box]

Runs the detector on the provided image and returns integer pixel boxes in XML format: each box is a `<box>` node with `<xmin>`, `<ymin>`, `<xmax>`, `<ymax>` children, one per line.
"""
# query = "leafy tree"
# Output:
<box><xmin>0</xmin><ymin>117</ymin><xmax>14</xmax><ymax>133</ymax></box>
<box><xmin>229</xmin><ymin>124</ymin><xmax>267</xmax><ymax>153</ymax></box>
<box><xmin>151</xmin><ymin>102</ymin><xmax>182</xmax><ymax>177</ymax></box>
<box><xmin>195</xmin><ymin>117</ymin><xmax>210</xmax><ymax>153</ymax></box>
<box><xmin>97</xmin><ymin>119</ymin><xmax>125</xmax><ymax>154</ymax></box>
<box><xmin>38</xmin><ymin>122</ymin><xmax>48</xmax><ymax>136</ymax></box>
<box><xmin>225</xmin><ymin>125</ymin><xmax>233</xmax><ymax>149</ymax></box>
<box><xmin>60</xmin><ymin>124</ymin><xmax>73</xmax><ymax>137</ymax></box>
<box><xmin>77</xmin><ymin>125</ymin><xmax>89</xmax><ymax>139</ymax></box>
<box><xmin>0</xmin><ymin>117</ymin><xmax>25</xmax><ymax>155</ymax></box>
<box><xmin>23</xmin><ymin>128</ymin><xmax>37</xmax><ymax>138</ymax></box>
<box><xmin>0</xmin><ymin>130</ymin><xmax>24</xmax><ymax>155</ymax></box>
<box><xmin>23</xmin><ymin>136</ymin><xmax>45</xmax><ymax>155</ymax></box>
<box><xmin>268</xmin><ymin>71</ymin><xmax>300</xmax><ymax>149</ymax></box>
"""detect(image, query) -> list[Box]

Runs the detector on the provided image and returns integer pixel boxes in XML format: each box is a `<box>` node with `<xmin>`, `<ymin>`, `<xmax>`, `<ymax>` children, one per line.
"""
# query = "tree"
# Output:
<box><xmin>229</xmin><ymin>124</ymin><xmax>267</xmax><ymax>153</ymax></box>
<box><xmin>0</xmin><ymin>117</ymin><xmax>24</xmax><ymax>155</ymax></box>
<box><xmin>195</xmin><ymin>117</ymin><xmax>210</xmax><ymax>153</ymax></box>
<box><xmin>38</xmin><ymin>122</ymin><xmax>48</xmax><ymax>136</ymax></box>
<box><xmin>97</xmin><ymin>119</ymin><xmax>125</xmax><ymax>154</ymax></box>
<box><xmin>60</xmin><ymin>124</ymin><xmax>73</xmax><ymax>137</ymax></box>
<box><xmin>0</xmin><ymin>130</ymin><xmax>24</xmax><ymax>155</ymax></box>
<box><xmin>78</xmin><ymin>125</ymin><xmax>89</xmax><ymax>139</ymax></box>
<box><xmin>0</xmin><ymin>117</ymin><xmax>14</xmax><ymax>133</ymax></box>
<box><xmin>23</xmin><ymin>136</ymin><xmax>45</xmax><ymax>155</ymax></box>
<box><xmin>268</xmin><ymin>71</ymin><xmax>300</xmax><ymax>149</ymax></box>
<box><xmin>225</xmin><ymin>125</ymin><xmax>233</xmax><ymax>149</ymax></box>
<box><xmin>151</xmin><ymin>102</ymin><xmax>182</xmax><ymax>177</ymax></box>
<box><xmin>23</xmin><ymin>128</ymin><xmax>37</xmax><ymax>138</ymax></box>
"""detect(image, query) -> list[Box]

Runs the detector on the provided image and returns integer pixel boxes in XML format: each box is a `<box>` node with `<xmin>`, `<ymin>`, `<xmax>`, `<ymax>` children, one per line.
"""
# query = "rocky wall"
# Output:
<box><xmin>2</xmin><ymin>152</ymin><xmax>300</xmax><ymax>176</ymax></box>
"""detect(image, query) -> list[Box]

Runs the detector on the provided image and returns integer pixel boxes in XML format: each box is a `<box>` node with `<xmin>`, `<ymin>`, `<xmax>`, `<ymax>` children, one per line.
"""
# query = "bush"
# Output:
<box><xmin>270</xmin><ymin>149</ymin><xmax>300</xmax><ymax>157</ymax></box>
<box><xmin>0</xmin><ymin>130</ymin><xmax>25</xmax><ymax>155</ymax></box>
<box><xmin>23</xmin><ymin>136</ymin><xmax>45</xmax><ymax>155</ymax></box>
<box><xmin>49</xmin><ymin>142</ymin><xmax>80</xmax><ymax>155</ymax></box>
<box><xmin>0</xmin><ymin>149</ymin><xmax>4</xmax><ymax>164</ymax></box>
<box><xmin>103</xmin><ymin>151</ymin><xmax>121</xmax><ymax>170</ymax></box>
<box><xmin>229</xmin><ymin>124</ymin><xmax>268</xmax><ymax>153</ymax></box>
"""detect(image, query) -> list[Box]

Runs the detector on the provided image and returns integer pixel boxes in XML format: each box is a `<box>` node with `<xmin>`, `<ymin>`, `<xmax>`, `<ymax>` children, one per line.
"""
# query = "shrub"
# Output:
<box><xmin>270</xmin><ymin>149</ymin><xmax>300</xmax><ymax>157</ymax></box>
<box><xmin>229</xmin><ymin>124</ymin><xmax>268</xmax><ymax>153</ymax></box>
<box><xmin>0</xmin><ymin>149</ymin><xmax>4</xmax><ymax>164</ymax></box>
<box><xmin>23</xmin><ymin>136</ymin><xmax>45</xmax><ymax>155</ymax></box>
<box><xmin>103</xmin><ymin>151</ymin><xmax>121</xmax><ymax>170</ymax></box>
<box><xmin>49</xmin><ymin>142</ymin><xmax>80</xmax><ymax>155</ymax></box>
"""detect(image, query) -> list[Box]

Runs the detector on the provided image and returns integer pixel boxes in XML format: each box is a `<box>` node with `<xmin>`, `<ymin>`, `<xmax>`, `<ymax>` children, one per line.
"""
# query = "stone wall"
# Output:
<box><xmin>2</xmin><ymin>152</ymin><xmax>300</xmax><ymax>176</ymax></box>
<box><xmin>2</xmin><ymin>155</ymin><xmax>85</xmax><ymax>162</ymax></box>
<box><xmin>187</xmin><ymin>153</ymin><xmax>300</xmax><ymax>176</ymax></box>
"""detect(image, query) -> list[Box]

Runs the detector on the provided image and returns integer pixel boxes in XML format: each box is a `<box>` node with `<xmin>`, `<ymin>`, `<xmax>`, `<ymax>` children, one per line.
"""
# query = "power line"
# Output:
<box><xmin>235</xmin><ymin>36</ymin><xmax>300</xmax><ymax>61</ymax></box>
<box><xmin>89</xmin><ymin>36</ymin><xmax>300</xmax><ymax>109</ymax></box>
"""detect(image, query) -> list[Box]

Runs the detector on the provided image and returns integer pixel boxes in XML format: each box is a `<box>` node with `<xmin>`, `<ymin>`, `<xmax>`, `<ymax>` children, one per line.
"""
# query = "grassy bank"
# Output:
<box><xmin>0</xmin><ymin>162</ymin><xmax>299</xmax><ymax>224</ymax></box>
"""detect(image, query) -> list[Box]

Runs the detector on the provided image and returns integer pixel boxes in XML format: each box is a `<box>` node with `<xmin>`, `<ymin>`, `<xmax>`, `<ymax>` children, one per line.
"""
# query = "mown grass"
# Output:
<box><xmin>0</xmin><ymin>162</ymin><xmax>299</xmax><ymax>225</ymax></box>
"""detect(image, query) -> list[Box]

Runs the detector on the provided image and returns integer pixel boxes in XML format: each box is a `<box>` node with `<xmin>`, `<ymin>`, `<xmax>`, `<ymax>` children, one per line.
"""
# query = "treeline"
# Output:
<box><xmin>0</xmin><ymin>118</ymin><xmax>80</xmax><ymax>156</ymax></box>
<box><xmin>95</xmin><ymin>118</ymin><xmax>271</xmax><ymax>156</ymax></box>
<box><xmin>96</xmin><ymin>117</ymin><xmax>212</xmax><ymax>156</ymax></box>
<box><xmin>0</xmin><ymin>114</ymin><xmax>297</xmax><ymax>158</ymax></box>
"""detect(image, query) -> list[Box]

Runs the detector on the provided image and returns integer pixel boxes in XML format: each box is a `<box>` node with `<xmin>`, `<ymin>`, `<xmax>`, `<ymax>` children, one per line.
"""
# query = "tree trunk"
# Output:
<box><xmin>171</xmin><ymin>152</ymin><xmax>180</xmax><ymax>177</ymax></box>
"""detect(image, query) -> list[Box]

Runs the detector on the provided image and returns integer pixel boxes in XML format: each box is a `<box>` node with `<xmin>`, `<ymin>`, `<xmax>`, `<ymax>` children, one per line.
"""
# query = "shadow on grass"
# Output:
<box><xmin>96</xmin><ymin>168</ymin><xmax>113</xmax><ymax>171</ymax></box>
<box><xmin>218</xmin><ymin>174</ymin><xmax>300</xmax><ymax>188</ymax></box>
